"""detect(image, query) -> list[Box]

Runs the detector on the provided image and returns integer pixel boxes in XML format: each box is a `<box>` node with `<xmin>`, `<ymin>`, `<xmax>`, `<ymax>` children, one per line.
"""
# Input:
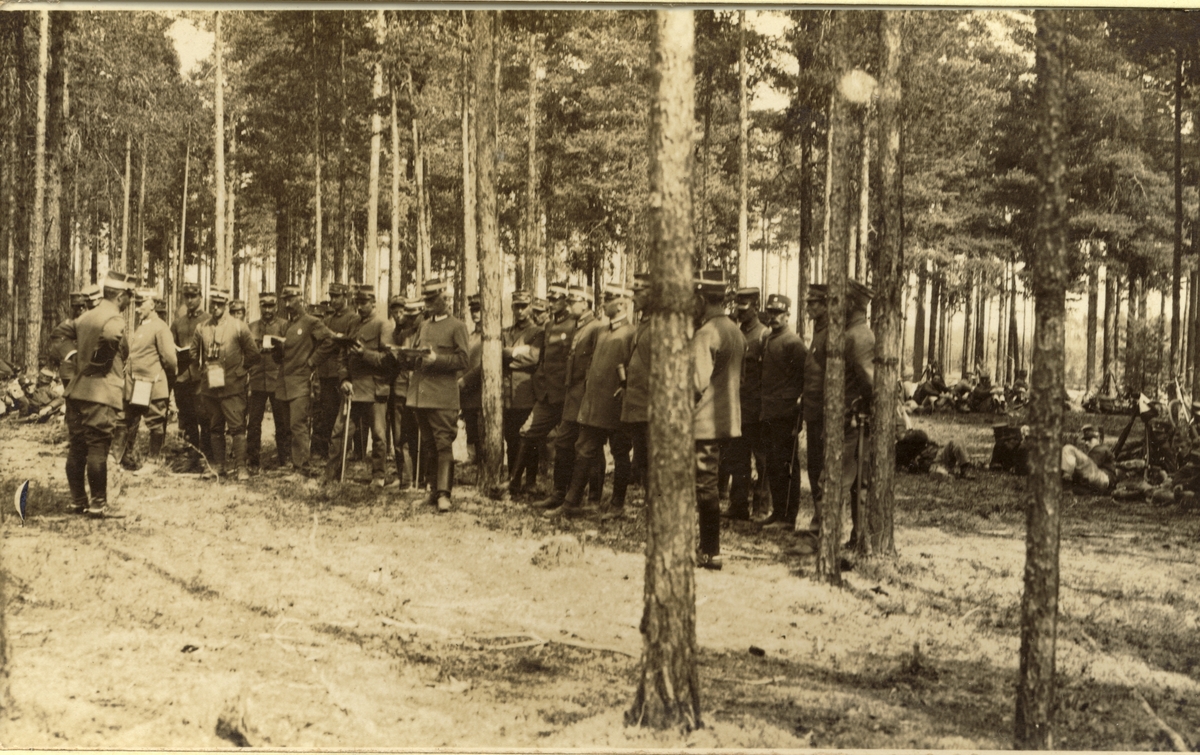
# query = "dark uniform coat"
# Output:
<box><xmin>193</xmin><ymin>314</ymin><xmax>261</xmax><ymax>398</ymax></box>
<box><xmin>693</xmin><ymin>312</ymin><xmax>743</xmax><ymax>441</ymax></box>
<box><xmin>391</xmin><ymin>323</ymin><xmax>419</xmax><ymax>400</ymax></box>
<box><xmin>739</xmin><ymin>318</ymin><xmax>769</xmax><ymax>425</ymax></box>
<box><xmin>125</xmin><ymin>313</ymin><xmax>177</xmax><ymax>402</ymax></box>
<box><xmin>458</xmin><ymin>327</ymin><xmax>482</xmax><ymax>410</ymax></box>
<box><xmin>408</xmin><ymin>314</ymin><xmax>469</xmax><ymax>410</ymax></box>
<box><xmin>63</xmin><ymin>298</ymin><xmax>127</xmax><ymax>410</ymax></box>
<box><xmin>562</xmin><ymin>312</ymin><xmax>605</xmax><ymax>423</ymax></box>
<box><xmin>502</xmin><ymin>321</ymin><xmax>541</xmax><ymax>409</ymax></box>
<box><xmin>802</xmin><ymin>311</ymin><xmax>875</xmax><ymax>424</ymax></box>
<box><xmin>339</xmin><ymin>314</ymin><xmax>395</xmax><ymax>401</ymax></box>
<box><xmin>49</xmin><ymin>317</ymin><xmax>80</xmax><ymax>385</ymax></box>
<box><xmin>318</xmin><ymin>308</ymin><xmax>358</xmax><ymax>380</ymax></box>
<box><xmin>171</xmin><ymin>308</ymin><xmax>210</xmax><ymax>383</ymax></box>
<box><xmin>275</xmin><ymin>314</ymin><xmax>335</xmax><ymax>401</ymax></box>
<box><xmin>248</xmin><ymin>317</ymin><xmax>287</xmax><ymax>394</ymax></box>
<box><xmin>760</xmin><ymin>325</ymin><xmax>806</xmax><ymax>421</ymax></box>
<box><xmin>531</xmin><ymin>314</ymin><xmax>577</xmax><ymax>405</ymax></box>
<box><xmin>576</xmin><ymin>317</ymin><xmax>634</xmax><ymax>431</ymax></box>
<box><xmin>619</xmin><ymin>319</ymin><xmax>652</xmax><ymax>424</ymax></box>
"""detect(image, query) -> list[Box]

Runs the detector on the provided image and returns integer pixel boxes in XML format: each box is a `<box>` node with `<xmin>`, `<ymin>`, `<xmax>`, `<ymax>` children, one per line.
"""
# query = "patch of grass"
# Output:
<box><xmin>0</xmin><ymin>474</ymin><xmax>77</xmax><ymax>518</ymax></box>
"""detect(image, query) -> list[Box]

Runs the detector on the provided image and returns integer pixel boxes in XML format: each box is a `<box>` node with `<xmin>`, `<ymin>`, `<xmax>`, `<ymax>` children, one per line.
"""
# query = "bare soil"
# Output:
<box><xmin>0</xmin><ymin>410</ymin><xmax>1197</xmax><ymax>749</ymax></box>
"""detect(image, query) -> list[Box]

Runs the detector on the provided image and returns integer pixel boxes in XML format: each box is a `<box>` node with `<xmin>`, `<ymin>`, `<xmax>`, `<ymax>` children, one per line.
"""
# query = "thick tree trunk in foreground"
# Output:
<box><xmin>627</xmin><ymin>9</ymin><xmax>700</xmax><ymax>732</ymax></box>
<box><xmin>473</xmin><ymin>10</ymin><xmax>504</xmax><ymax>494</ymax></box>
<box><xmin>1015</xmin><ymin>10</ymin><xmax>1067</xmax><ymax>750</ymax></box>
<box><xmin>865</xmin><ymin>9</ymin><xmax>903</xmax><ymax>559</ymax></box>
<box><xmin>27</xmin><ymin>10</ymin><xmax>49</xmax><ymax>369</ymax></box>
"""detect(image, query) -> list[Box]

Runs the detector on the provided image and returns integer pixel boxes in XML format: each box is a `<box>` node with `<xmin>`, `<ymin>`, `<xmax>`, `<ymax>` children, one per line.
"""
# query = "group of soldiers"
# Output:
<box><xmin>49</xmin><ymin>265</ymin><xmax>878</xmax><ymax>571</ymax></box>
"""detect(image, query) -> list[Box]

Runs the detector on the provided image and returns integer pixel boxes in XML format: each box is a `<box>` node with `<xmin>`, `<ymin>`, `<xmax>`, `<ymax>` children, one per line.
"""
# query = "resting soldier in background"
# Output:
<box><xmin>192</xmin><ymin>287</ymin><xmax>261</xmax><ymax>482</ymax></box>
<box><xmin>388</xmin><ymin>295</ymin><xmax>424</xmax><ymax>487</ymax></box>
<box><xmin>458</xmin><ymin>294</ymin><xmax>483</xmax><ymax>467</ymax></box>
<box><xmin>692</xmin><ymin>270</ymin><xmax>743</xmax><ymax>570</ymax></box>
<box><xmin>171</xmin><ymin>281</ymin><xmax>211</xmax><ymax>469</ymax></box>
<box><xmin>758</xmin><ymin>294</ymin><xmax>808</xmax><ymax>528</ymax></box>
<box><xmin>274</xmin><ymin>284</ymin><xmax>335</xmax><ymax>475</ymax></box>
<box><xmin>313</xmin><ymin>282</ymin><xmax>355</xmax><ymax>461</ymax></box>
<box><xmin>619</xmin><ymin>273</ymin><xmax>652</xmax><ymax>495</ymax></box>
<box><xmin>48</xmin><ymin>290</ymin><xmax>91</xmax><ymax>390</ymax></box>
<box><xmin>325</xmin><ymin>285</ymin><xmax>394</xmax><ymax>486</ymax></box>
<box><xmin>723</xmin><ymin>287</ymin><xmax>766</xmax><ymax>521</ymax></box>
<box><xmin>247</xmin><ymin>291</ymin><xmax>290</xmax><ymax>471</ymax></box>
<box><xmin>116</xmin><ymin>288</ymin><xmax>177</xmax><ymax>473</ymax></box>
<box><xmin>802</xmin><ymin>281</ymin><xmax>875</xmax><ymax>546</ymax></box>
<box><xmin>62</xmin><ymin>271</ymin><xmax>133</xmax><ymax>518</ymax></box>
<box><xmin>502</xmin><ymin>289</ymin><xmax>542</xmax><ymax>481</ymax></box>
<box><xmin>407</xmin><ymin>279</ymin><xmax>469</xmax><ymax>512</ymax></box>
<box><xmin>509</xmin><ymin>282</ymin><xmax>574</xmax><ymax>497</ymax></box>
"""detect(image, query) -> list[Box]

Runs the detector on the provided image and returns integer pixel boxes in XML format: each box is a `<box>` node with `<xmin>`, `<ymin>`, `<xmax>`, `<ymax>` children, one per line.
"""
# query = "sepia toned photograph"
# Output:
<box><xmin>0</xmin><ymin>6</ymin><xmax>1197</xmax><ymax>750</ymax></box>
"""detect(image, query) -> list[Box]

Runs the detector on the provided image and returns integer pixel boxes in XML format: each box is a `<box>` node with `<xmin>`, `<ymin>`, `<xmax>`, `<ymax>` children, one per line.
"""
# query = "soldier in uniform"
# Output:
<box><xmin>758</xmin><ymin>294</ymin><xmax>808</xmax><ymax>528</ymax></box>
<box><xmin>531</xmin><ymin>297</ymin><xmax>550</xmax><ymax>326</ymax></box>
<box><xmin>313</xmin><ymin>283</ymin><xmax>355</xmax><ymax>461</ymax></box>
<box><xmin>61</xmin><ymin>271</ymin><xmax>133</xmax><ymax>517</ymax></box>
<box><xmin>802</xmin><ymin>281</ymin><xmax>875</xmax><ymax>546</ymax></box>
<box><xmin>407</xmin><ymin>279</ymin><xmax>469</xmax><ymax>511</ymax></box>
<box><xmin>171</xmin><ymin>282</ymin><xmax>212</xmax><ymax>467</ymax></box>
<box><xmin>388</xmin><ymin>295</ymin><xmax>424</xmax><ymax>486</ymax></box>
<box><xmin>458</xmin><ymin>294</ymin><xmax>483</xmax><ymax>467</ymax></box>
<box><xmin>619</xmin><ymin>273</ymin><xmax>652</xmax><ymax>493</ymax></box>
<box><xmin>502</xmin><ymin>289</ymin><xmax>541</xmax><ymax>478</ymax></box>
<box><xmin>247</xmin><ymin>292</ymin><xmax>290</xmax><ymax>471</ymax></box>
<box><xmin>274</xmin><ymin>284</ymin><xmax>335</xmax><ymax>474</ymax></box>
<box><xmin>545</xmin><ymin>284</ymin><xmax>635</xmax><ymax>519</ymax></box>
<box><xmin>117</xmin><ymin>288</ymin><xmax>178</xmax><ymax>472</ymax></box>
<box><xmin>723</xmin><ymin>287</ymin><xmax>766</xmax><ymax>520</ymax></box>
<box><xmin>192</xmin><ymin>287</ymin><xmax>261</xmax><ymax>481</ymax></box>
<box><xmin>229</xmin><ymin>299</ymin><xmax>247</xmax><ymax>321</ymax></box>
<box><xmin>325</xmin><ymin>284</ymin><xmax>394</xmax><ymax>486</ymax></box>
<box><xmin>693</xmin><ymin>270</ymin><xmax>743</xmax><ymax>570</ymax></box>
<box><xmin>48</xmin><ymin>290</ymin><xmax>90</xmax><ymax>390</ymax></box>
<box><xmin>509</xmin><ymin>282</ymin><xmax>572</xmax><ymax>497</ymax></box>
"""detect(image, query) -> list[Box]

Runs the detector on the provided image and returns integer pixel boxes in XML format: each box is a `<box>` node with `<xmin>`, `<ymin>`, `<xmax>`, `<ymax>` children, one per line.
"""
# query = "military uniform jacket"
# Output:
<box><xmin>802</xmin><ymin>312</ymin><xmax>875</xmax><ymax>424</ymax></box>
<box><xmin>171</xmin><ymin>308</ymin><xmax>211</xmax><ymax>384</ymax></box>
<box><xmin>620</xmin><ymin>318</ymin><xmax>652</xmax><ymax>424</ymax></box>
<box><xmin>391</xmin><ymin>323</ymin><xmax>419</xmax><ymax>400</ymax></box>
<box><xmin>531</xmin><ymin>314</ymin><xmax>577</xmax><ymax>405</ymax></box>
<box><xmin>126</xmin><ymin>313</ymin><xmax>178</xmax><ymax>402</ymax></box>
<box><xmin>338</xmin><ymin>314</ymin><xmax>395</xmax><ymax>401</ymax></box>
<box><xmin>576</xmin><ymin>318</ymin><xmax>634</xmax><ymax>431</ymax></box>
<box><xmin>739</xmin><ymin>318</ymin><xmax>768</xmax><ymax>424</ymax></box>
<box><xmin>563</xmin><ymin>312</ymin><xmax>605</xmax><ymax>423</ymax></box>
<box><xmin>49</xmin><ymin>316</ymin><xmax>80</xmax><ymax>384</ymax></box>
<box><xmin>693</xmin><ymin>312</ymin><xmax>743</xmax><ymax>441</ymax></box>
<box><xmin>275</xmin><ymin>313</ymin><xmax>335</xmax><ymax>401</ymax></box>
<box><xmin>502</xmin><ymin>321</ymin><xmax>542</xmax><ymax>409</ymax></box>
<box><xmin>248</xmin><ymin>317</ymin><xmax>287</xmax><ymax>393</ymax></box>
<box><xmin>760</xmin><ymin>325</ymin><xmax>806</xmax><ymax>421</ymax></box>
<box><xmin>318</xmin><ymin>308</ymin><xmax>359</xmax><ymax>379</ymax></box>
<box><xmin>193</xmin><ymin>314</ymin><xmax>261</xmax><ymax>398</ymax></box>
<box><xmin>408</xmin><ymin>313</ymin><xmax>469</xmax><ymax>411</ymax></box>
<box><xmin>63</xmin><ymin>298</ymin><xmax>127</xmax><ymax>410</ymax></box>
<box><xmin>459</xmin><ymin>327</ymin><xmax>483</xmax><ymax>410</ymax></box>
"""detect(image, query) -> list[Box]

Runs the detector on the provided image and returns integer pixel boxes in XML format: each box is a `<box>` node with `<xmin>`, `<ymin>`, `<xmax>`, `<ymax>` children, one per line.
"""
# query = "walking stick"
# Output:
<box><xmin>339</xmin><ymin>394</ymin><xmax>352</xmax><ymax>483</ymax></box>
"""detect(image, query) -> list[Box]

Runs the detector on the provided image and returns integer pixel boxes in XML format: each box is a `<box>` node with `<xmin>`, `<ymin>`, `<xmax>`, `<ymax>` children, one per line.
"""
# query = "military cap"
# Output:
<box><xmin>39</xmin><ymin>366</ymin><xmax>56</xmax><ymax>380</ymax></box>
<box><xmin>421</xmin><ymin>278</ymin><xmax>449</xmax><ymax>298</ymax></box>
<box><xmin>735</xmin><ymin>286</ymin><xmax>761</xmax><ymax>300</ymax></box>
<box><xmin>511</xmin><ymin>289</ymin><xmax>533</xmax><ymax>306</ymax></box>
<box><xmin>1080</xmin><ymin>424</ymin><xmax>1100</xmax><ymax>440</ymax></box>
<box><xmin>848</xmin><ymin>279</ymin><xmax>875</xmax><ymax>305</ymax></box>
<box><xmin>693</xmin><ymin>269</ymin><xmax>728</xmax><ymax>296</ymax></box>
<box><xmin>388</xmin><ymin>294</ymin><xmax>406</xmax><ymax>309</ymax></box>
<box><xmin>355</xmin><ymin>284</ymin><xmax>376</xmax><ymax>300</ymax></box>
<box><xmin>281</xmin><ymin>284</ymin><xmax>303</xmax><ymax>298</ymax></box>
<box><xmin>154</xmin><ymin>297</ymin><xmax>168</xmax><ymax>313</ymax></box>
<box><xmin>468</xmin><ymin>293</ymin><xmax>482</xmax><ymax>308</ymax></box>
<box><xmin>328</xmin><ymin>282</ymin><xmax>350</xmax><ymax>296</ymax></box>
<box><xmin>547</xmin><ymin>282</ymin><xmax>569</xmax><ymax>301</ymax></box>
<box><xmin>603</xmin><ymin>282</ymin><xmax>634</xmax><ymax>300</ymax></box>
<box><xmin>133</xmin><ymin>287</ymin><xmax>157</xmax><ymax>303</ymax></box>
<box><xmin>82</xmin><ymin>283</ymin><xmax>103</xmax><ymax>303</ymax></box>
<box><xmin>567</xmin><ymin>285</ymin><xmax>592</xmax><ymax>302</ymax></box>
<box><xmin>69</xmin><ymin>290</ymin><xmax>88</xmax><ymax>306</ymax></box>
<box><xmin>631</xmin><ymin>273</ymin><xmax>651</xmax><ymax>292</ymax></box>
<box><xmin>180</xmin><ymin>282</ymin><xmax>202</xmax><ymax>296</ymax></box>
<box><xmin>102</xmin><ymin>270</ymin><xmax>134</xmax><ymax>292</ymax></box>
<box><xmin>229</xmin><ymin>299</ymin><xmax>247</xmax><ymax>314</ymax></box>
<box><xmin>312</xmin><ymin>302</ymin><xmax>329</xmax><ymax>318</ymax></box>
<box><xmin>765</xmin><ymin>293</ymin><xmax>791</xmax><ymax>312</ymax></box>
<box><xmin>532</xmin><ymin>297</ymin><xmax>549</xmax><ymax>313</ymax></box>
<box><xmin>259</xmin><ymin>292</ymin><xmax>278</xmax><ymax>305</ymax></box>
<box><xmin>404</xmin><ymin>297</ymin><xmax>425</xmax><ymax>314</ymax></box>
<box><xmin>208</xmin><ymin>286</ymin><xmax>231</xmax><ymax>304</ymax></box>
<box><xmin>805</xmin><ymin>284</ymin><xmax>828</xmax><ymax>301</ymax></box>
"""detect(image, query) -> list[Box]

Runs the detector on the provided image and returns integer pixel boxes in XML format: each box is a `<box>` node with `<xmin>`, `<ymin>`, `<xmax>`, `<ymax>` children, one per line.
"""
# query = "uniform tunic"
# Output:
<box><xmin>248</xmin><ymin>317</ymin><xmax>287</xmax><ymax>394</ymax></box>
<box><xmin>739</xmin><ymin>317</ymin><xmax>768</xmax><ymax>425</ymax></box>
<box><xmin>49</xmin><ymin>316</ymin><xmax>80</xmax><ymax>387</ymax></box>
<box><xmin>692</xmin><ymin>312</ymin><xmax>744</xmax><ymax>441</ymax></box>
<box><xmin>576</xmin><ymin>317</ymin><xmax>634</xmax><ymax>431</ymax></box>
<box><xmin>562</xmin><ymin>312</ymin><xmax>604</xmax><ymax>423</ymax></box>
<box><xmin>502</xmin><ymin>321</ymin><xmax>542</xmax><ymax>410</ymax></box>
<box><xmin>408</xmin><ymin>314</ymin><xmax>470</xmax><ymax>411</ymax></box>
<box><xmin>193</xmin><ymin>314</ymin><xmax>261</xmax><ymax>399</ymax></box>
<box><xmin>275</xmin><ymin>314</ymin><xmax>335</xmax><ymax>402</ymax></box>
<box><xmin>247</xmin><ymin>316</ymin><xmax>291</xmax><ymax>466</ymax></box>
<box><xmin>758</xmin><ymin>323</ymin><xmax>807</xmax><ymax>523</ymax></box>
<box><xmin>125</xmin><ymin>313</ymin><xmax>177</xmax><ymax>402</ymax></box>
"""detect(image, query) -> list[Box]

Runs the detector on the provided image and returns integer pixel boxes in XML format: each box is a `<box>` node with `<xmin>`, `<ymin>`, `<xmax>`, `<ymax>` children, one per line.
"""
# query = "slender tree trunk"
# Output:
<box><xmin>178</xmin><ymin>131</ymin><xmax>190</xmax><ymax>307</ymax></box>
<box><xmin>227</xmin><ymin>119</ymin><xmax>238</xmax><ymax>295</ymax></box>
<box><xmin>865</xmin><ymin>9</ymin><xmax>903</xmax><ymax>559</ymax></box>
<box><xmin>821</xmin><ymin>89</ymin><xmax>835</xmax><ymax>283</ymax></box>
<box><xmin>410</xmin><ymin>68</ymin><xmax>428</xmax><ymax>285</ymax></box>
<box><xmin>960</xmin><ymin>274</ymin><xmax>973</xmax><ymax>375</ymax></box>
<box><xmin>798</xmin><ymin>118</ymin><xmax>812</xmax><ymax>341</ymax></box>
<box><xmin>737</xmin><ymin>9</ymin><xmax>750</xmax><ymax>285</ymax></box>
<box><xmin>927</xmin><ymin>273</ymin><xmax>940</xmax><ymax>370</ymax></box>
<box><xmin>912</xmin><ymin>261</ymin><xmax>927</xmax><ymax>375</ymax></box>
<box><xmin>1009</xmin><ymin>261</ymin><xmax>1021</xmax><ymax>378</ymax></box>
<box><xmin>311</xmin><ymin>12</ymin><xmax>322</xmax><ymax>298</ymax></box>
<box><xmin>391</xmin><ymin>84</ymin><xmax>403</xmax><ymax>298</ymax></box>
<box><xmin>856</xmin><ymin>110</ymin><xmax>870</xmax><ymax>280</ymax></box>
<box><xmin>1104</xmin><ymin>269</ymin><xmax>1116</xmax><ymax>387</ymax></box>
<box><xmin>336</xmin><ymin>13</ymin><xmax>347</xmax><ymax>283</ymax></box>
<box><xmin>26</xmin><ymin>10</ymin><xmax>49</xmax><ymax>369</ymax></box>
<box><xmin>213</xmin><ymin>11</ymin><xmax>226</xmax><ymax>290</ymax></box>
<box><xmin>119</xmin><ymin>133</ymin><xmax>131</xmax><ymax>271</ymax></box>
<box><xmin>135</xmin><ymin>136</ymin><xmax>146</xmax><ymax>283</ymax></box>
<box><xmin>974</xmin><ymin>285</ymin><xmax>987</xmax><ymax>371</ymax></box>
<box><xmin>462</xmin><ymin>12</ymin><xmax>477</xmax><ymax>299</ymax></box>
<box><xmin>365</xmin><ymin>9</ymin><xmax>384</xmax><ymax>291</ymax></box>
<box><xmin>1016</xmin><ymin>11</ymin><xmax>1066</xmax><ymax>749</ymax></box>
<box><xmin>628</xmin><ymin>9</ymin><xmax>700</xmax><ymax>731</ymax></box>
<box><xmin>45</xmin><ymin>12</ymin><xmax>67</xmax><ymax>331</ymax></box>
<box><xmin>1172</xmin><ymin>47</ymin><xmax>1183</xmax><ymax>378</ymax></box>
<box><xmin>1086</xmin><ymin>265</ymin><xmax>1098</xmax><ymax>393</ymax></box>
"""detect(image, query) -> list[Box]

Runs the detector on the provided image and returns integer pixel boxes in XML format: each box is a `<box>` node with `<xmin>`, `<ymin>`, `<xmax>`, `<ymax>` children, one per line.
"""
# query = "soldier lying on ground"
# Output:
<box><xmin>9</xmin><ymin>368</ymin><xmax>66</xmax><ymax>422</ymax></box>
<box><xmin>894</xmin><ymin>428</ymin><xmax>974</xmax><ymax>479</ymax></box>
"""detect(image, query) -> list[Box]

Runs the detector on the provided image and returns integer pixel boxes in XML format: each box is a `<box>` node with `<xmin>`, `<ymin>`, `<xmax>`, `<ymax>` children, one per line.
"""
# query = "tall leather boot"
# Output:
<box><xmin>544</xmin><ymin>457</ymin><xmax>593</xmax><ymax>518</ymax></box>
<box><xmin>232</xmin><ymin>434</ymin><xmax>249</xmax><ymax>481</ymax></box>
<box><xmin>110</xmin><ymin>424</ymin><xmax>129</xmax><ymax>466</ymax></box>
<box><xmin>210</xmin><ymin>431</ymin><xmax>227</xmax><ymax>479</ymax></box>
<box><xmin>508</xmin><ymin>438</ymin><xmax>533</xmax><ymax>495</ymax></box>
<box><xmin>435</xmin><ymin>454</ymin><xmax>453</xmax><ymax>512</ymax></box>
<box><xmin>588</xmin><ymin>456</ymin><xmax>606</xmax><ymax>506</ymax></box>
<box><xmin>86</xmin><ymin>446</ymin><xmax>109</xmax><ymax>516</ymax></box>
<box><xmin>523</xmin><ymin>440</ymin><xmax>540</xmax><ymax>492</ymax></box>
<box><xmin>148</xmin><ymin>430</ymin><xmax>165</xmax><ymax>462</ymax></box>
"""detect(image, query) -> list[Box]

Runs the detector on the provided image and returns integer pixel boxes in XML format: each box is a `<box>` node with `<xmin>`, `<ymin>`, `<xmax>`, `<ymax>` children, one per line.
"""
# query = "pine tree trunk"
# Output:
<box><xmin>1086</xmin><ymin>265</ymin><xmax>1098</xmax><ymax>393</ymax></box>
<box><xmin>974</xmin><ymin>285</ymin><xmax>986</xmax><ymax>371</ymax></box>
<box><xmin>312</xmin><ymin>12</ymin><xmax>323</xmax><ymax>299</ymax></box>
<box><xmin>178</xmin><ymin>131</ymin><xmax>190</xmax><ymax>307</ymax></box>
<box><xmin>797</xmin><ymin>116</ymin><xmax>812</xmax><ymax>342</ymax></box>
<box><xmin>27</xmin><ymin>10</ymin><xmax>49</xmax><ymax>369</ymax></box>
<box><xmin>365</xmin><ymin>9</ymin><xmax>384</xmax><ymax>291</ymax></box>
<box><xmin>1009</xmin><ymin>264</ymin><xmax>1021</xmax><ymax>378</ymax></box>
<box><xmin>1015</xmin><ymin>10</ymin><xmax>1066</xmax><ymax>749</ymax></box>
<box><xmin>627</xmin><ymin>10</ymin><xmax>700</xmax><ymax>730</ymax></box>
<box><xmin>473</xmin><ymin>10</ymin><xmax>504</xmax><ymax>494</ymax></box>
<box><xmin>214</xmin><ymin>11</ymin><xmax>226</xmax><ymax>290</ymax></box>
<box><xmin>1104</xmin><ymin>270</ymin><xmax>1116</xmax><ymax>387</ymax></box>
<box><xmin>856</xmin><ymin>111</ymin><xmax>870</xmax><ymax>279</ymax></box>
<box><xmin>1172</xmin><ymin>48</ymin><xmax>1183</xmax><ymax>378</ymax></box>
<box><xmin>410</xmin><ymin>68</ymin><xmax>428</xmax><ymax>285</ymax></box>
<box><xmin>960</xmin><ymin>273</ymin><xmax>973</xmax><ymax>375</ymax></box>
<box><xmin>737</xmin><ymin>10</ymin><xmax>749</xmax><ymax>285</ymax></box>
<box><xmin>136</xmin><ymin>137</ymin><xmax>146</xmax><ymax>283</ymax></box>
<box><xmin>865</xmin><ymin>9</ymin><xmax>903</xmax><ymax>559</ymax></box>
<box><xmin>45</xmin><ymin>11</ymin><xmax>67</xmax><ymax>331</ymax></box>
<box><xmin>926</xmin><ymin>273</ymin><xmax>940</xmax><ymax>371</ymax></box>
<box><xmin>227</xmin><ymin>122</ymin><xmax>237</xmax><ymax>295</ymax></box>
<box><xmin>912</xmin><ymin>260</ymin><xmax>926</xmax><ymax>376</ymax></box>
<box><xmin>336</xmin><ymin>13</ymin><xmax>347</xmax><ymax>284</ymax></box>
<box><xmin>462</xmin><ymin>12</ymin><xmax>477</xmax><ymax>299</ymax></box>
<box><xmin>391</xmin><ymin>84</ymin><xmax>403</xmax><ymax>298</ymax></box>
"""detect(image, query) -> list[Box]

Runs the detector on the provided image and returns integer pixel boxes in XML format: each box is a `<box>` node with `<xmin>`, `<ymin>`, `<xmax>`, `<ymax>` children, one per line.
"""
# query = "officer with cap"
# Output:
<box><xmin>82</xmin><ymin>283</ymin><xmax>103</xmax><ymax>309</ymax></box>
<box><xmin>692</xmin><ymin>270</ymin><xmax>743</xmax><ymax>569</ymax></box>
<box><xmin>531</xmin><ymin>297</ymin><xmax>550</xmax><ymax>326</ymax></box>
<box><xmin>458</xmin><ymin>293</ymin><xmax>483</xmax><ymax>467</ymax></box>
<box><xmin>117</xmin><ymin>288</ymin><xmax>177</xmax><ymax>472</ymax></box>
<box><xmin>407</xmin><ymin>278</ymin><xmax>469</xmax><ymax>511</ymax></box>
<box><xmin>388</xmin><ymin>295</ymin><xmax>424</xmax><ymax>485</ymax></box>
<box><xmin>313</xmin><ymin>282</ymin><xmax>357</xmax><ymax>461</ymax></box>
<box><xmin>325</xmin><ymin>284</ymin><xmax>394</xmax><ymax>486</ymax></box>
<box><xmin>723</xmin><ymin>286</ymin><xmax>768</xmax><ymax>521</ymax></box>
<box><xmin>192</xmin><ymin>286</ymin><xmax>261</xmax><ymax>481</ymax></box>
<box><xmin>502</xmin><ymin>289</ymin><xmax>542</xmax><ymax>482</ymax></box>
<box><xmin>619</xmin><ymin>273</ymin><xmax>652</xmax><ymax>494</ymax></box>
<box><xmin>60</xmin><ymin>270</ymin><xmax>133</xmax><ymax>517</ymax></box>
<box><xmin>229</xmin><ymin>299</ymin><xmax>247</xmax><ymax>321</ymax></box>
<box><xmin>509</xmin><ymin>282</ymin><xmax>575</xmax><ymax>497</ymax></box>
<box><xmin>48</xmin><ymin>289</ymin><xmax>92</xmax><ymax>390</ymax></box>
<box><xmin>758</xmin><ymin>293</ymin><xmax>807</xmax><ymax>527</ymax></box>
<box><xmin>545</xmin><ymin>283</ymin><xmax>636</xmax><ymax>518</ymax></box>
<box><xmin>171</xmin><ymin>281</ymin><xmax>212</xmax><ymax>467</ymax></box>
<box><xmin>247</xmin><ymin>291</ymin><xmax>290</xmax><ymax>471</ymax></box>
<box><xmin>273</xmin><ymin>283</ymin><xmax>335</xmax><ymax>474</ymax></box>
<box><xmin>802</xmin><ymin>280</ymin><xmax>875</xmax><ymax>545</ymax></box>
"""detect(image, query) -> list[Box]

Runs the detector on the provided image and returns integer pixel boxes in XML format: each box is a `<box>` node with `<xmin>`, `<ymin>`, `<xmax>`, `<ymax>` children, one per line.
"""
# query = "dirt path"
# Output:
<box><xmin>1</xmin><ymin>420</ymin><xmax>1197</xmax><ymax>749</ymax></box>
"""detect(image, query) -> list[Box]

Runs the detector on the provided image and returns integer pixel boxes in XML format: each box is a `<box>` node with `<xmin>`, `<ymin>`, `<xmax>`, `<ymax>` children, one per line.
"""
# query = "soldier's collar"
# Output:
<box><xmin>431</xmin><ymin>313</ymin><xmax>448</xmax><ymax>322</ymax></box>
<box><xmin>609</xmin><ymin>314</ymin><xmax>628</xmax><ymax>330</ymax></box>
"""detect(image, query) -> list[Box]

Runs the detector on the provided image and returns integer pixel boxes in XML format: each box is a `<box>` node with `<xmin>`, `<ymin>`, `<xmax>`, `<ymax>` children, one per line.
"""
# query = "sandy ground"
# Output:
<box><xmin>0</xmin><ymin>413</ymin><xmax>1197</xmax><ymax>749</ymax></box>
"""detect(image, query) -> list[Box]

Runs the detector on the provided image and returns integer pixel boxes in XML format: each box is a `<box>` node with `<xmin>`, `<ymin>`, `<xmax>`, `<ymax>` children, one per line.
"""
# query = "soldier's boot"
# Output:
<box><xmin>507</xmin><ymin>439</ymin><xmax>534</xmax><ymax>496</ymax></box>
<box><xmin>435</xmin><ymin>455</ymin><xmax>453</xmax><ymax>512</ymax></box>
<box><xmin>110</xmin><ymin>425</ymin><xmax>129</xmax><ymax>466</ymax></box>
<box><xmin>534</xmin><ymin>487</ymin><xmax>566</xmax><ymax>510</ymax></box>
<box><xmin>86</xmin><ymin>447</ymin><xmax>110</xmax><ymax>516</ymax></box>
<box><xmin>588</xmin><ymin>456</ymin><xmax>606</xmax><ymax>507</ymax></box>
<box><xmin>148</xmin><ymin>430</ymin><xmax>165</xmax><ymax>463</ymax></box>
<box><xmin>66</xmin><ymin>450</ymin><xmax>89</xmax><ymax>514</ymax></box>
<box><xmin>523</xmin><ymin>440</ymin><xmax>541</xmax><ymax>493</ymax></box>
<box><xmin>544</xmin><ymin>459</ymin><xmax>593</xmax><ymax>519</ymax></box>
<box><xmin>232</xmin><ymin>435</ymin><xmax>250</xmax><ymax>482</ymax></box>
<box><xmin>210</xmin><ymin>433</ymin><xmax>227</xmax><ymax>480</ymax></box>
